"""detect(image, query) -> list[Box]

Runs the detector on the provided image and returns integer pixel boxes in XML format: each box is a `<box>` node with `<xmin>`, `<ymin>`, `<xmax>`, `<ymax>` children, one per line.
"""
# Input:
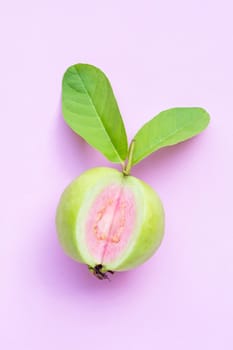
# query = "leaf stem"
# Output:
<box><xmin>123</xmin><ymin>139</ymin><xmax>136</xmax><ymax>176</ymax></box>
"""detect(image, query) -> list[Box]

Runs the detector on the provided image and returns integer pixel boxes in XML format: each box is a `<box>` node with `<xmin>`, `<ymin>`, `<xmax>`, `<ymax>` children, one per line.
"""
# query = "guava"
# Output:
<box><xmin>56</xmin><ymin>167</ymin><xmax>165</xmax><ymax>279</ymax></box>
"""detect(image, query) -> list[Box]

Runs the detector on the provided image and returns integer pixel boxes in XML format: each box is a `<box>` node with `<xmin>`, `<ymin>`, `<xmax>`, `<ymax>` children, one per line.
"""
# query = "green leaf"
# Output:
<box><xmin>62</xmin><ymin>64</ymin><xmax>128</xmax><ymax>164</ymax></box>
<box><xmin>132</xmin><ymin>107</ymin><xmax>210</xmax><ymax>165</ymax></box>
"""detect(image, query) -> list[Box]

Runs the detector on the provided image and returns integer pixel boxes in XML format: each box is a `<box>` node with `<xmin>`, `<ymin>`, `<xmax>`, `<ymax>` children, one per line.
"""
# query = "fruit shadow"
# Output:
<box><xmin>39</xmin><ymin>213</ymin><xmax>144</xmax><ymax>298</ymax></box>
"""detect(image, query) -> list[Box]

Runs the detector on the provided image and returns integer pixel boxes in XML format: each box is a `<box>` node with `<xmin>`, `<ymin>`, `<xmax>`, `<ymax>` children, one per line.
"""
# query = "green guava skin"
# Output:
<box><xmin>56</xmin><ymin>167</ymin><xmax>165</xmax><ymax>272</ymax></box>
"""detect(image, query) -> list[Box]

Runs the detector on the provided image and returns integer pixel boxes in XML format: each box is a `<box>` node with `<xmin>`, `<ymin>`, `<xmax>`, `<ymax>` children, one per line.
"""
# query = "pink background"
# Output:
<box><xmin>1</xmin><ymin>1</ymin><xmax>233</xmax><ymax>348</ymax></box>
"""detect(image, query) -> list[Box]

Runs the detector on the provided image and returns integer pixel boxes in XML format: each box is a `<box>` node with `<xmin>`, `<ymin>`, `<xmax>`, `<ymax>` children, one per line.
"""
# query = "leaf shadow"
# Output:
<box><xmin>131</xmin><ymin>135</ymin><xmax>205</xmax><ymax>186</ymax></box>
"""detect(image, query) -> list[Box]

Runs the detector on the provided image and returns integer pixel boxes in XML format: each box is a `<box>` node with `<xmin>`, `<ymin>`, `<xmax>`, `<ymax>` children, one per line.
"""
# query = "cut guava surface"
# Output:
<box><xmin>86</xmin><ymin>183</ymin><xmax>137</xmax><ymax>265</ymax></box>
<box><xmin>56</xmin><ymin>167</ymin><xmax>165</xmax><ymax>272</ymax></box>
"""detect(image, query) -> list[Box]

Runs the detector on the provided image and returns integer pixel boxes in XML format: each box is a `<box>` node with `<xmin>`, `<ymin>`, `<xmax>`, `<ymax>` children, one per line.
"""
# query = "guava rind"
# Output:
<box><xmin>56</xmin><ymin>167</ymin><xmax>165</xmax><ymax>271</ymax></box>
<box><xmin>108</xmin><ymin>176</ymin><xmax>164</xmax><ymax>271</ymax></box>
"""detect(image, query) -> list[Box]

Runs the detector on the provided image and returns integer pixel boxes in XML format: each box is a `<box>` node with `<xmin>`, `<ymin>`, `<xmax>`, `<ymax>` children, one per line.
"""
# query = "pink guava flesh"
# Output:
<box><xmin>86</xmin><ymin>183</ymin><xmax>136</xmax><ymax>265</ymax></box>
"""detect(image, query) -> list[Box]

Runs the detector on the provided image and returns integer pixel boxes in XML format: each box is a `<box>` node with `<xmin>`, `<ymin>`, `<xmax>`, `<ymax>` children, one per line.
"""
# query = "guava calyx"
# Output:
<box><xmin>88</xmin><ymin>264</ymin><xmax>114</xmax><ymax>280</ymax></box>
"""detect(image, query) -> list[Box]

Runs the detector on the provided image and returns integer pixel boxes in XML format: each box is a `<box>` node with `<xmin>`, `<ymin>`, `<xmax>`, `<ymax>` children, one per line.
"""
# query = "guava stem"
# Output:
<box><xmin>123</xmin><ymin>139</ymin><xmax>135</xmax><ymax>176</ymax></box>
